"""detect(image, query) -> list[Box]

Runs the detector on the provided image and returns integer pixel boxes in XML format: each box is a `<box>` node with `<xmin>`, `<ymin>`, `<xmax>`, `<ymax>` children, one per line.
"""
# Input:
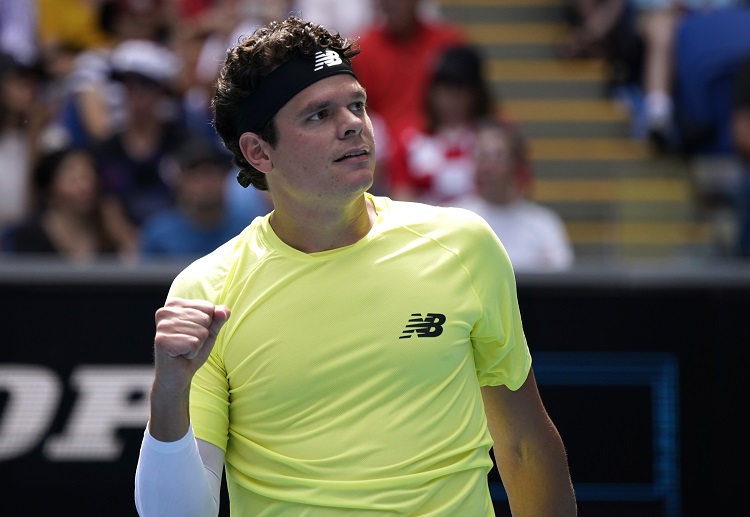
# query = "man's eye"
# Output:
<box><xmin>310</xmin><ymin>110</ymin><xmax>328</xmax><ymax>121</ymax></box>
<box><xmin>351</xmin><ymin>101</ymin><xmax>365</xmax><ymax>112</ymax></box>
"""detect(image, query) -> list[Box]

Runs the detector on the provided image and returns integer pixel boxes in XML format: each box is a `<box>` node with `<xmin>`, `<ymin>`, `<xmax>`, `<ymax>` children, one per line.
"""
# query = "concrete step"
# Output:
<box><xmin>492</xmin><ymin>81</ymin><xmax>609</xmax><ymax>99</ymax></box>
<box><xmin>523</xmin><ymin>121</ymin><xmax>633</xmax><ymax>139</ymax></box>
<box><xmin>440</xmin><ymin>2</ymin><xmax>566</xmax><ymax>23</ymax></box>
<box><xmin>530</xmin><ymin>138</ymin><xmax>650</xmax><ymax>160</ymax></box>
<box><xmin>533</xmin><ymin>178</ymin><xmax>695</xmax><ymax>203</ymax></box>
<box><xmin>566</xmin><ymin>221</ymin><xmax>711</xmax><ymax>245</ymax></box>
<box><xmin>433</xmin><ymin>0</ymin><xmax>717</xmax><ymax>260</ymax></box>
<box><xmin>504</xmin><ymin>99</ymin><xmax>628</xmax><ymax>121</ymax></box>
<box><xmin>488</xmin><ymin>58</ymin><xmax>609</xmax><ymax>82</ymax></box>
<box><xmin>488</xmin><ymin>57</ymin><xmax>613</xmax><ymax>100</ymax></box>
<box><xmin>534</xmin><ymin>160</ymin><xmax>656</xmax><ymax>179</ymax></box>
<box><xmin>549</xmin><ymin>201</ymin><xmax>698</xmax><ymax>221</ymax></box>
<box><xmin>465</xmin><ymin>22</ymin><xmax>568</xmax><ymax>45</ymax></box>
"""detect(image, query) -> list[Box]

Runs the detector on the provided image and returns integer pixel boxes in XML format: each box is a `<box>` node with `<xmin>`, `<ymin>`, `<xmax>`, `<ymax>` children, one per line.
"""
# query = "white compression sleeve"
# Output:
<box><xmin>134</xmin><ymin>424</ymin><xmax>222</xmax><ymax>517</ymax></box>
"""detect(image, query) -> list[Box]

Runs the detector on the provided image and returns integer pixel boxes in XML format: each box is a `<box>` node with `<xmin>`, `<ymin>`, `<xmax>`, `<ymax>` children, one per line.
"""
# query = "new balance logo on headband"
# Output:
<box><xmin>235</xmin><ymin>48</ymin><xmax>355</xmax><ymax>144</ymax></box>
<box><xmin>314</xmin><ymin>50</ymin><xmax>343</xmax><ymax>71</ymax></box>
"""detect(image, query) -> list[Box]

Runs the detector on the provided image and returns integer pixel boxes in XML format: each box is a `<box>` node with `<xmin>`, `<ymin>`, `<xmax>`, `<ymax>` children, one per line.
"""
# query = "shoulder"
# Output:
<box><xmin>139</xmin><ymin>211</ymin><xmax>188</xmax><ymax>250</ymax></box>
<box><xmin>167</xmin><ymin>230</ymin><xmax>245</xmax><ymax>302</ymax></box>
<box><xmin>166</xmin><ymin>214</ymin><xmax>270</xmax><ymax>299</ymax></box>
<box><xmin>383</xmin><ymin>195</ymin><xmax>482</xmax><ymax>220</ymax></box>
<box><xmin>521</xmin><ymin>201</ymin><xmax>567</xmax><ymax>227</ymax></box>
<box><xmin>382</xmin><ymin>200</ymin><xmax>515</xmax><ymax>281</ymax></box>
<box><xmin>141</xmin><ymin>210</ymin><xmax>184</xmax><ymax>233</ymax></box>
<box><xmin>382</xmin><ymin>198</ymin><xmax>498</xmax><ymax>244</ymax></box>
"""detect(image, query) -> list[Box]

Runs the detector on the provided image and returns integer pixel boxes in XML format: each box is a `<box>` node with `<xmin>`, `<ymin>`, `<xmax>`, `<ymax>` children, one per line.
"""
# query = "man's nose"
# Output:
<box><xmin>339</xmin><ymin>108</ymin><xmax>364</xmax><ymax>138</ymax></box>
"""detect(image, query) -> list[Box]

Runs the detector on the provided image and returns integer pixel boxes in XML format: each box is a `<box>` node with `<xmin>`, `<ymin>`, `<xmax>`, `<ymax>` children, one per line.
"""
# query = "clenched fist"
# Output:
<box><xmin>148</xmin><ymin>298</ymin><xmax>230</xmax><ymax>441</ymax></box>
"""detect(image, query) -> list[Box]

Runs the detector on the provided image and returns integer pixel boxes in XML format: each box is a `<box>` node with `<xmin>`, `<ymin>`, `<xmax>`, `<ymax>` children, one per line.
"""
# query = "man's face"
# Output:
<box><xmin>121</xmin><ymin>73</ymin><xmax>165</xmax><ymax>117</ymax></box>
<box><xmin>263</xmin><ymin>74</ymin><xmax>376</xmax><ymax>207</ymax></box>
<box><xmin>377</xmin><ymin>0</ymin><xmax>420</xmax><ymax>34</ymax></box>
<box><xmin>178</xmin><ymin>161</ymin><xmax>228</xmax><ymax>212</ymax></box>
<box><xmin>0</xmin><ymin>70</ymin><xmax>38</xmax><ymax>117</ymax></box>
<box><xmin>51</xmin><ymin>151</ymin><xmax>100</xmax><ymax>215</ymax></box>
<box><xmin>474</xmin><ymin>126</ymin><xmax>516</xmax><ymax>203</ymax></box>
<box><xmin>429</xmin><ymin>82</ymin><xmax>476</xmax><ymax>127</ymax></box>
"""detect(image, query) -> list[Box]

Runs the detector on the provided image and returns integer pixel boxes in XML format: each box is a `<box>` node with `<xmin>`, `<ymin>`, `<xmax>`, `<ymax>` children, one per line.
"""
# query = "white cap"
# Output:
<box><xmin>110</xmin><ymin>39</ymin><xmax>182</xmax><ymax>87</ymax></box>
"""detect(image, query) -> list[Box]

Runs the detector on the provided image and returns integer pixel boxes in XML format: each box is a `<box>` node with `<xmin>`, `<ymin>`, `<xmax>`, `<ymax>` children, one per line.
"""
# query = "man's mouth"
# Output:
<box><xmin>335</xmin><ymin>149</ymin><xmax>368</xmax><ymax>162</ymax></box>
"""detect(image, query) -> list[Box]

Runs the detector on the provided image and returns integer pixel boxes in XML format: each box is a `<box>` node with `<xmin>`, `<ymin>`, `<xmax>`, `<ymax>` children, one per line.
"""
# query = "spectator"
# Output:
<box><xmin>139</xmin><ymin>135</ymin><xmax>271</xmax><ymax>258</ymax></box>
<box><xmin>92</xmin><ymin>38</ymin><xmax>185</xmax><ymax>256</ymax></box>
<box><xmin>672</xmin><ymin>3</ymin><xmax>750</xmax><ymax>156</ymax></box>
<box><xmin>35</xmin><ymin>0</ymin><xmax>112</xmax><ymax>55</ymax></box>
<box><xmin>352</xmin><ymin>0</ymin><xmax>467</xmax><ymax>158</ymax></box>
<box><xmin>631</xmin><ymin>0</ymin><xmax>743</xmax><ymax>151</ymax></box>
<box><xmin>104</xmin><ymin>0</ymin><xmax>173</xmax><ymax>43</ymax></box>
<box><xmin>388</xmin><ymin>44</ymin><xmax>502</xmax><ymax>205</ymax></box>
<box><xmin>0</xmin><ymin>52</ymin><xmax>51</xmax><ymax>232</ymax></box>
<box><xmin>454</xmin><ymin>117</ymin><xmax>574</xmax><ymax>273</ymax></box>
<box><xmin>34</xmin><ymin>1</ymin><xmax>122</xmax><ymax>150</ymax></box>
<box><xmin>48</xmin><ymin>0</ymin><xmax>174</xmax><ymax>150</ymax></box>
<box><xmin>2</xmin><ymin>145</ymin><xmax>125</xmax><ymax>261</ymax></box>
<box><xmin>291</xmin><ymin>0</ymin><xmax>442</xmax><ymax>39</ymax></box>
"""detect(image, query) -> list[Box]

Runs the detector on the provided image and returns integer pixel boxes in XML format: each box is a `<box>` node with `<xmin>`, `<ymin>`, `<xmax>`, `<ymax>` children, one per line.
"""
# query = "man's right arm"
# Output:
<box><xmin>134</xmin><ymin>298</ymin><xmax>231</xmax><ymax>516</ymax></box>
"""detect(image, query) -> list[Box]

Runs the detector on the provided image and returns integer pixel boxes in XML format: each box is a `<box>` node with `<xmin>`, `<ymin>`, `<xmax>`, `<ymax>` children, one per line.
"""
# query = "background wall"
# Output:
<box><xmin>1</xmin><ymin>261</ymin><xmax>747</xmax><ymax>517</ymax></box>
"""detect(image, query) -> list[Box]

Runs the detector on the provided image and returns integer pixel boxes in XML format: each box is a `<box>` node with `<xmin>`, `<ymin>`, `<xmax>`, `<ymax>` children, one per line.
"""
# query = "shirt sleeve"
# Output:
<box><xmin>459</xmin><ymin>210</ymin><xmax>532</xmax><ymax>389</ymax></box>
<box><xmin>134</xmin><ymin>425</ymin><xmax>222</xmax><ymax>517</ymax></box>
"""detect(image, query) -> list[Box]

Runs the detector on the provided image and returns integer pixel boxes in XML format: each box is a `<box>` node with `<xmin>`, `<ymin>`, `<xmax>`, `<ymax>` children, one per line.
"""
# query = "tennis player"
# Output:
<box><xmin>134</xmin><ymin>15</ymin><xmax>577</xmax><ymax>517</ymax></box>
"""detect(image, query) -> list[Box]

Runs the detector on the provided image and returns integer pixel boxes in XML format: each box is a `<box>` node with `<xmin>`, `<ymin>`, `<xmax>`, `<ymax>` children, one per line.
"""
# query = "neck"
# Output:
<box><xmin>385</xmin><ymin>16</ymin><xmax>420</xmax><ymax>40</ymax></box>
<box><xmin>481</xmin><ymin>187</ymin><xmax>523</xmax><ymax>206</ymax></box>
<box><xmin>269</xmin><ymin>194</ymin><xmax>376</xmax><ymax>253</ymax></box>
<box><xmin>122</xmin><ymin>119</ymin><xmax>162</xmax><ymax>157</ymax></box>
<box><xmin>182</xmin><ymin>202</ymin><xmax>225</xmax><ymax>228</ymax></box>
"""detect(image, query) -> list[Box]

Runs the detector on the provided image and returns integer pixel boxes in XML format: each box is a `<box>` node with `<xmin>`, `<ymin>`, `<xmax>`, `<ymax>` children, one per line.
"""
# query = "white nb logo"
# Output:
<box><xmin>314</xmin><ymin>50</ymin><xmax>343</xmax><ymax>71</ymax></box>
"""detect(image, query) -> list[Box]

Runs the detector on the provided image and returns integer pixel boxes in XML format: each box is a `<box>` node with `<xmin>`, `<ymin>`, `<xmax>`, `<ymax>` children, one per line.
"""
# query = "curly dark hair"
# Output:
<box><xmin>212</xmin><ymin>16</ymin><xmax>360</xmax><ymax>191</ymax></box>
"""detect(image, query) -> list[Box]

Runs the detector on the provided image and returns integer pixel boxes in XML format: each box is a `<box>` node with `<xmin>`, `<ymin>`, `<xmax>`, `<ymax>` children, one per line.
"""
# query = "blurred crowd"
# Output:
<box><xmin>562</xmin><ymin>0</ymin><xmax>750</xmax><ymax>257</ymax></box>
<box><xmin>0</xmin><ymin>0</ymin><xmax>578</xmax><ymax>272</ymax></box>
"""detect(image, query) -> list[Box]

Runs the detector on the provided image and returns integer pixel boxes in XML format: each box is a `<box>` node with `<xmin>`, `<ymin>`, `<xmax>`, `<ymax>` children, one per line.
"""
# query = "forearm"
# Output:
<box><xmin>148</xmin><ymin>381</ymin><xmax>191</xmax><ymax>442</ymax></box>
<box><xmin>481</xmin><ymin>377</ymin><xmax>577</xmax><ymax>516</ymax></box>
<box><xmin>496</xmin><ymin>430</ymin><xmax>577</xmax><ymax>516</ymax></box>
<box><xmin>135</xmin><ymin>425</ymin><xmax>220</xmax><ymax>517</ymax></box>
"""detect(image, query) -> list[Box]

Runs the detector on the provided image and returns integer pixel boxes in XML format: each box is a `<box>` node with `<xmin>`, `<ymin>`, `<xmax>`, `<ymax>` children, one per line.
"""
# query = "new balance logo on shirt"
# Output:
<box><xmin>400</xmin><ymin>313</ymin><xmax>446</xmax><ymax>339</ymax></box>
<box><xmin>314</xmin><ymin>49</ymin><xmax>343</xmax><ymax>71</ymax></box>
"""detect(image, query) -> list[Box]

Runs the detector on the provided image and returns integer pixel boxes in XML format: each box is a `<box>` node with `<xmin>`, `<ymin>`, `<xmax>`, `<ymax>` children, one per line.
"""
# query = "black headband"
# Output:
<box><xmin>234</xmin><ymin>49</ymin><xmax>356</xmax><ymax>135</ymax></box>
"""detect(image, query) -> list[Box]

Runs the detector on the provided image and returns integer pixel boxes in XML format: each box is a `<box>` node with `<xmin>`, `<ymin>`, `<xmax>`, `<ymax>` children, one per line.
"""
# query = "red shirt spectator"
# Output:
<box><xmin>352</xmin><ymin>0</ymin><xmax>467</xmax><ymax>145</ymax></box>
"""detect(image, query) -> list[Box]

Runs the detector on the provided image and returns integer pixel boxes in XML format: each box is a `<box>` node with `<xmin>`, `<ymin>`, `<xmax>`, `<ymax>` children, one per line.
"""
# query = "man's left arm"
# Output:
<box><xmin>481</xmin><ymin>368</ymin><xmax>577</xmax><ymax>516</ymax></box>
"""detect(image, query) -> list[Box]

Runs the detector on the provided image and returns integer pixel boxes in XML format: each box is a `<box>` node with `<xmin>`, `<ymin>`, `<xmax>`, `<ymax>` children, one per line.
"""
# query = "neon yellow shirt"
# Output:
<box><xmin>167</xmin><ymin>194</ymin><xmax>531</xmax><ymax>516</ymax></box>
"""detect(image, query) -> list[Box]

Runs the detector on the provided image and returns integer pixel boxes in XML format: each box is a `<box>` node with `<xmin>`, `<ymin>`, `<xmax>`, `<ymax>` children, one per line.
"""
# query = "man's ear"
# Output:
<box><xmin>239</xmin><ymin>132</ymin><xmax>273</xmax><ymax>173</ymax></box>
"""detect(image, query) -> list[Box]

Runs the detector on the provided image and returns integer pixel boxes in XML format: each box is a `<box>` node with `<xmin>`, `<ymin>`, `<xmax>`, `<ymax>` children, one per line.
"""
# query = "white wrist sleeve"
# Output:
<box><xmin>134</xmin><ymin>424</ymin><xmax>221</xmax><ymax>517</ymax></box>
